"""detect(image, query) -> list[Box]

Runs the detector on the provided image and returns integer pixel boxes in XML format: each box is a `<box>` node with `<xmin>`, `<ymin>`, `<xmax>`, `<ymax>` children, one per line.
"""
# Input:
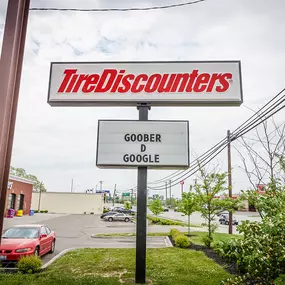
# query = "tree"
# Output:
<box><xmin>195</xmin><ymin>171</ymin><xmax>242</xmax><ymax>247</ymax></box>
<box><xmin>149</xmin><ymin>198</ymin><xmax>164</xmax><ymax>216</ymax></box>
<box><xmin>217</xmin><ymin>180</ymin><xmax>285</xmax><ymax>284</ymax></box>
<box><xmin>10</xmin><ymin>166</ymin><xmax>47</xmax><ymax>192</ymax></box>
<box><xmin>235</xmin><ymin>119</ymin><xmax>285</xmax><ymax>189</ymax></box>
<box><xmin>124</xmin><ymin>201</ymin><xmax>132</xmax><ymax>210</ymax></box>
<box><xmin>179</xmin><ymin>189</ymin><xmax>199</xmax><ymax>236</ymax></box>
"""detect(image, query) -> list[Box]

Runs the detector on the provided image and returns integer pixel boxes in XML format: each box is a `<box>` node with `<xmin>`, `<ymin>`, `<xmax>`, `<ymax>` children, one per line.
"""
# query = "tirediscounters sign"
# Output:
<box><xmin>47</xmin><ymin>61</ymin><xmax>243</xmax><ymax>107</ymax></box>
<box><xmin>96</xmin><ymin>120</ymin><xmax>189</xmax><ymax>169</ymax></box>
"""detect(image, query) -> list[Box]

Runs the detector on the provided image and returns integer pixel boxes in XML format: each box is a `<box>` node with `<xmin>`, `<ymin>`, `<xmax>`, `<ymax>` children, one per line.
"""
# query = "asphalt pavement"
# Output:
<box><xmin>3</xmin><ymin>213</ymin><xmax>170</xmax><ymax>265</ymax></box>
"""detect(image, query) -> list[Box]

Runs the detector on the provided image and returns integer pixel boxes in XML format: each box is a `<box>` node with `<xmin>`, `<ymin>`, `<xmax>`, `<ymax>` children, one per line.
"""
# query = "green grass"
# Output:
<box><xmin>0</xmin><ymin>248</ymin><xmax>230</xmax><ymax>285</ymax></box>
<box><xmin>188</xmin><ymin>231</ymin><xmax>241</xmax><ymax>246</ymax></box>
<box><xmin>95</xmin><ymin>231</ymin><xmax>241</xmax><ymax>246</ymax></box>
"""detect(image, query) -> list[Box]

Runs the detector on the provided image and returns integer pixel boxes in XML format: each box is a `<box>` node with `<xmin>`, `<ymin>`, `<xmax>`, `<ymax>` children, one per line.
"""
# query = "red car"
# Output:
<box><xmin>0</xmin><ymin>224</ymin><xmax>56</xmax><ymax>266</ymax></box>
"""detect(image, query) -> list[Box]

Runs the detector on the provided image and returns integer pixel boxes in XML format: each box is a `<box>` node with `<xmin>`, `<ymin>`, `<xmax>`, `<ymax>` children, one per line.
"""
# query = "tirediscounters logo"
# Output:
<box><xmin>47</xmin><ymin>61</ymin><xmax>243</xmax><ymax>107</ymax></box>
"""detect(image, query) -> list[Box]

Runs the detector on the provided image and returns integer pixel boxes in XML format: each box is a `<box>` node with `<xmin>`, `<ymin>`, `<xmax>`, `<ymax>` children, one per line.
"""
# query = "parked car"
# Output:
<box><xmin>114</xmin><ymin>209</ymin><xmax>136</xmax><ymax>215</ymax></box>
<box><xmin>163</xmin><ymin>207</ymin><xmax>169</xmax><ymax>212</ymax></box>
<box><xmin>0</xmin><ymin>224</ymin><xmax>56</xmax><ymax>266</ymax></box>
<box><xmin>174</xmin><ymin>207</ymin><xmax>179</xmax><ymax>212</ymax></box>
<box><xmin>219</xmin><ymin>214</ymin><xmax>239</xmax><ymax>225</ymax></box>
<box><xmin>103</xmin><ymin>213</ymin><xmax>133</xmax><ymax>222</ymax></box>
<box><xmin>100</xmin><ymin>211</ymin><xmax>117</xmax><ymax>219</ymax></box>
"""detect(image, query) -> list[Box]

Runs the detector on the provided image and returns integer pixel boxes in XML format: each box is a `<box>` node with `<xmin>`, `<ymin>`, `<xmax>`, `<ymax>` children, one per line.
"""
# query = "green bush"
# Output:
<box><xmin>33</xmin><ymin>210</ymin><xmax>38</xmax><ymax>213</ymax></box>
<box><xmin>202</xmin><ymin>235</ymin><xmax>213</xmax><ymax>248</ymax></box>
<box><xmin>148</xmin><ymin>216</ymin><xmax>184</xmax><ymax>226</ymax></box>
<box><xmin>39</xmin><ymin>210</ymin><xmax>45</xmax><ymax>213</ymax></box>
<box><xmin>175</xmin><ymin>235</ymin><xmax>190</xmax><ymax>248</ymax></box>
<box><xmin>170</xmin><ymin>228</ymin><xmax>181</xmax><ymax>240</ymax></box>
<box><xmin>44</xmin><ymin>210</ymin><xmax>48</xmax><ymax>213</ymax></box>
<box><xmin>17</xmin><ymin>255</ymin><xmax>42</xmax><ymax>274</ymax></box>
<box><xmin>103</xmin><ymin>208</ymin><xmax>109</xmax><ymax>213</ymax></box>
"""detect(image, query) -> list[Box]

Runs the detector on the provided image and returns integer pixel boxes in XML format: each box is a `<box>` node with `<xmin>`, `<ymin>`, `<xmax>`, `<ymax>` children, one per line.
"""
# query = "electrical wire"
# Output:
<box><xmin>29</xmin><ymin>0</ymin><xmax>207</xmax><ymax>12</ymax></box>
<box><xmin>147</xmin><ymin>88</ymin><xmax>285</xmax><ymax>190</ymax></box>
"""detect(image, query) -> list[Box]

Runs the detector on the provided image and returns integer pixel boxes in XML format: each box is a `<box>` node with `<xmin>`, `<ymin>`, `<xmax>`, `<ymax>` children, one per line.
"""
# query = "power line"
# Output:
<box><xmin>148</xmin><ymin>88</ymin><xmax>285</xmax><ymax>190</ymax></box>
<box><xmin>29</xmin><ymin>0</ymin><xmax>207</xmax><ymax>12</ymax></box>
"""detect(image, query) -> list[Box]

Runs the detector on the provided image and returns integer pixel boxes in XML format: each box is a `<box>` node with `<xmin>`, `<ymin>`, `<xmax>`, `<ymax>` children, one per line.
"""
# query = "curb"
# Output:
<box><xmin>164</xmin><ymin>236</ymin><xmax>173</xmax><ymax>247</ymax></box>
<box><xmin>91</xmin><ymin>235</ymin><xmax>135</xmax><ymax>239</ymax></box>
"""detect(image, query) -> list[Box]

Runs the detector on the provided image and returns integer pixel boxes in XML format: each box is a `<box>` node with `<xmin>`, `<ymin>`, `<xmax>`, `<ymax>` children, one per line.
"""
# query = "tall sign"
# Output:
<box><xmin>46</xmin><ymin>60</ymin><xmax>243</xmax><ymax>284</ymax></box>
<box><xmin>47</xmin><ymin>61</ymin><xmax>243</xmax><ymax>107</ymax></box>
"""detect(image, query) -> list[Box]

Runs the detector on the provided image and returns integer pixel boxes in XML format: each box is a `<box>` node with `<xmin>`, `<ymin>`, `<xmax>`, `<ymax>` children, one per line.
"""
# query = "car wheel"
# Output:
<box><xmin>125</xmin><ymin>218</ymin><xmax>130</xmax><ymax>222</ymax></box>
<box><xmin>49</xmin><ymin>240</ymin><xmax>56</xmax><ymax>253</ymax></box>
<box><xmin>108</xmin><ymin>217</ymin><xmax>113</xmax><ymax>222</ymax></box>
<box><xmin>225</xmin><ymin>221</ymin><xmax>229</xmax><ymax>225</ymax></box>
<box><xmin>34</xmin><ymin>247</ymin><xmax>40</xmax><ymax>257</ymax></box>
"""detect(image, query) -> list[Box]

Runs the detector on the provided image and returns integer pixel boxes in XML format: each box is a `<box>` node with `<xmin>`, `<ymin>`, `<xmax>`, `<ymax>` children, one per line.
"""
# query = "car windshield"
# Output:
<box><xmin>2</xmin><ymin>227</ymin><xmax>39</xmax><ymax>239</ymax></box>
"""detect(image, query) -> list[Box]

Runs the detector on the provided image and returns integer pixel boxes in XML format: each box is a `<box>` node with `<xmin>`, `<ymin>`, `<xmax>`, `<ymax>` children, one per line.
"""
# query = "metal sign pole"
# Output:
<box><xmin>135</xmin><ymin>104</ymin><xmax>150</xmax><ymax>284</ymax></box>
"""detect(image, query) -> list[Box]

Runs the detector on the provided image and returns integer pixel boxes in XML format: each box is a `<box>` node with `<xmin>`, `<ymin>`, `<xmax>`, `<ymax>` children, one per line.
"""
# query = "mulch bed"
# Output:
<box><xmin>168</xmin><ymin>235</ymin><xmax>241</xmax><ymax>276</ymax></box>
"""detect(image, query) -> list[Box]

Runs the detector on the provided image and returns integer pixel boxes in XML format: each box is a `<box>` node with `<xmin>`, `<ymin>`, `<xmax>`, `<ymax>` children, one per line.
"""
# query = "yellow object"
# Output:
<box><xmin>16</xmin><ymin>210</ymin><xmax>23</xmax><ymax>217</ymax></box>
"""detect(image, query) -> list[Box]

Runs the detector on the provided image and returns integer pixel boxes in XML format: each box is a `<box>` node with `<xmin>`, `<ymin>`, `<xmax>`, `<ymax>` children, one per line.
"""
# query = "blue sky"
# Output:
<box><xmin>0</xmin><ymin>0</ymin><xmax>285</xmax><ymax>196</ymax></box>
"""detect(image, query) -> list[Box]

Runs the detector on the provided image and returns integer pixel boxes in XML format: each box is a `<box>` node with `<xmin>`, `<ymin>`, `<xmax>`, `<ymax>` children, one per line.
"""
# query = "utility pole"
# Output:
<box><xmin>113</xmin><ymin>184</ymin><xmax>116</xmax><ymax>206</ymax></box>
<box><xmin>99</xmin><ymin>181</ymin><xmax>103</xmax><ymax>191</ymax></box>
<box><xmin>38</xmin><ymin>182</ymin><xmax>43</xmax><ymax>212</ymax></box>
<box><xmin>131</xmin><ymin>188</ymin><xmax>134</xmax><ymax>204</ymax></box>
<box><xmin>165</xmin><ymin>181</ymin><xmax>168</xmax><ymax>205</ymax></box>
<box><xmin>71</xmin><ymin>178</ymin><xmax>73</xmax><ymax>192</ymax></box>
<box><xmin>180</xmin><ymin>180</ymin><xmax>184</xmax><ymax>197</ymax></box>
<box><xmin>169</xmin><ymin>180</ymin><xmax>172</xmax><ymax>207</ymax></box>
<box><xmin>227</xmin><ymin>130</ymin><xmax>233</xmax><ymax>234</ymax></box>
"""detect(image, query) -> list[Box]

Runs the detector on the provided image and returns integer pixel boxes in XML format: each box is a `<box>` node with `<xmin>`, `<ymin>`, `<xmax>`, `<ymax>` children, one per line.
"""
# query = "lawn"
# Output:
<box><xmin>95</xmin><ymin>231</ymin><xmax>241</xmax><ymax>246</ymax></box>
<box><xmin>0</xmin><ymin>248</ymin><xmax>230</xmax><ymax>285</ymax></box>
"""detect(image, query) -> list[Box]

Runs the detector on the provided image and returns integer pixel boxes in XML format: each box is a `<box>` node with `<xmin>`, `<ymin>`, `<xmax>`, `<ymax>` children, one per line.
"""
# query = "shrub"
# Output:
<box><xmin>175</xmin><ymin>235</ymin><xmax>190</xmax><ymax>248</ymax></box>
<box><xmin>33</xmin><ymin>210</ymin><xmax>38</xmax><ymax>213</ymax></box>
<box><xmin>40</xmin><ymin>210</ymin><xmax>45</xmax><ymax>213</ymax></box>
<box><xmin>202</xmin><ymin>235</ymin><xmax>213</xmax><ymax>248</ymax></box>
<box><xmin>17</xmin><ymin>255</ymin><xmax>42</xmax><ymax>274</ymax></box>
<box><xmin>170</xmin><ymin>228</ymin><xmax>181</xmax><ymax>240</ymax></box>
<box><xmin>103</xmin><ymin>208</ymin><xmax>109</xmax><ymax>213</ymax></box>
<box><xmin>148</xmin><ymin>216</ymin><xmax>184</xmax><ymax>226</ymax></box>
<box><xmin>44</xmin><ymin>210</ymin><xmax>48</xmax><ymax>213</ymax></box>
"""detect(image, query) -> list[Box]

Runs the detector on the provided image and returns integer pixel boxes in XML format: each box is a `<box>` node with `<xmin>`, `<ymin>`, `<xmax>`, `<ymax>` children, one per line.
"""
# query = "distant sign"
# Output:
<box><xmin>123</xmin><ymin>192</ymin><xmax>131</xmax><ymax>197</ymax></box>
<box><xmin>47</xmin><ymin>61</ymin><xmax>243</xmax><ymax>107</ymax></box>
<box><xmin>96</xmin><ymin>190</ymin><xmax>110</xmax><ymax>194</ymax></box>
<box><xmin>96</xmin><ymin>120</ymin><xmax>189</xmax><ymax>169</ymax></box>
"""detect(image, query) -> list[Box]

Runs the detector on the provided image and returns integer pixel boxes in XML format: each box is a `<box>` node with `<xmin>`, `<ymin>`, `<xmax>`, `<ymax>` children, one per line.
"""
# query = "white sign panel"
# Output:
<box><xmin>96</xmin><ymin>120</ymin><xmax>189</xmax><ymax>169</ymax></box>
<box><xmin>48</xmin><ymin>61</ymin><xmax>243</xmax><ymax>107</ymax></box>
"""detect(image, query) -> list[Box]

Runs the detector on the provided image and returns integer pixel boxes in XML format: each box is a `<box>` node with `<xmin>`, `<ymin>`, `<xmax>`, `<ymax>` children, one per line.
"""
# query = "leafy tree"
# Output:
<box><xmin>149</xmin><ymin>198</ymin><xmax>164</xmax><ymax>216</ymax></box>
<box><xmin>195</xmin><ymin>172</ymin><xmax>242</xmax><ymax>247</ymax></box>
<box><xmin>179</xmin><ymin>188</ymin><xmax>199</xmax><ymax>236</ymax></box>
<box><xmin>217</xmin><ymin>180</ymin><xmax>285</xmax><ymax>284</ymax></box>
<box><xmin>124</xmin><ymin>201</ymin><xmax>132</xmax><ymax>210</ymax></box>
<box><xmin>10</xmin><ymin>166</ymin><xmax>47</xmax><ymax>192</ymax></box>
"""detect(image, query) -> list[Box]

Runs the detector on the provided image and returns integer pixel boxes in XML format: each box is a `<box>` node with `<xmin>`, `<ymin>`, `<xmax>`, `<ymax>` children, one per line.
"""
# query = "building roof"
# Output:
<box><xmin>9</xmin><ymin>175</ymin><xmax>34</xmax><ymax>185</ymax></box>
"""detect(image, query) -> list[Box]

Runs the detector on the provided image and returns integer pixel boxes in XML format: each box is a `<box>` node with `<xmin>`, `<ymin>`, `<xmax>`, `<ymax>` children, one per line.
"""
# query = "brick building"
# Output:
<box><xmin>5</xmin><ymin>175</ymin><xmax>33</xmax><ymax>216</ymax></box>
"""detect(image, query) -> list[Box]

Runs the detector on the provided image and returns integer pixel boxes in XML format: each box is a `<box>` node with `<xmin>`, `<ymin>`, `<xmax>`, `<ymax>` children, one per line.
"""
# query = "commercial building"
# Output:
<box><xmin>31</xmin><ymin>192</ymin><xmax>104</xmax><ymax>214</ymax></box>
<box><xmin>5</xmin><ymin>175</ymin><xmax>34</xmax><ymax>216</ymax></box>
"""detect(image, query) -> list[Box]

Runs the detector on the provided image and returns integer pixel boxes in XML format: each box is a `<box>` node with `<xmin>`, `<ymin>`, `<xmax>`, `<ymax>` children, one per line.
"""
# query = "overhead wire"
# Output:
<box><xmin>148</xmin><ymin>88</ymin><xmax>285</xmax><ymax>190</ymax></box>
<box><xmin>29</xmin><ymin>0</ymin><xmax>207</xmax><ymax>12</ymax></box>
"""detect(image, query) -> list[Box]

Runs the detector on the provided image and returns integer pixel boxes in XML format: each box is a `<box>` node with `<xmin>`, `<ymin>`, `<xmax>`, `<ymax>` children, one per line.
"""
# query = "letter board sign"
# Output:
<box><xmin>47</xmin><ymin>61</ymin><xmax>242</xmax><ymax>107</ymax></box>
<box><xmin>96</xmin><ymin>120</ymin><xmax>189</xmax><ymax>169</ymax></box>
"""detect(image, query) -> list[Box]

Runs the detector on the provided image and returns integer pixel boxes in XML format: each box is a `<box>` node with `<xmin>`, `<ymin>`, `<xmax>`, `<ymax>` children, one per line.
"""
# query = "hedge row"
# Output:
<box><xmin>170</xmin><ymin>228</ymin><xmax>190</xmax><ymax>249</ymax></box>
<box><xmin>148</xmin><ymin>216</ymin><xmax>185</xmax><ymax>226</ymax></box>
<box><xmin>33</xmin><ymin>210</ymin><xmax>48</xmax><ymax>213</ymax></box>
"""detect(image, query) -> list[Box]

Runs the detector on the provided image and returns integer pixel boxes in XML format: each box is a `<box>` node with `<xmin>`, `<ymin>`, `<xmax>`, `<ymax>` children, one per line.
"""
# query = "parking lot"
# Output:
<box><xmin>3</xmin><ymin>213</ymin><xmax>170</xmax><ymax>265</ymax></box>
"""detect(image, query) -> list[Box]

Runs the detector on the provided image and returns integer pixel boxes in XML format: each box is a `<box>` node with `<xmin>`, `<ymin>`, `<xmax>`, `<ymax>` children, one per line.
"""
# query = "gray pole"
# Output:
<box><xmin>38</xmin><ymin>182</ymin><xmax>43</xmax><ymax>212</ymax></box>
<box><xmin>135</xmin><ymin>104</ymin><xmax>149</xmax><ymax>284</ymax></box>
<box><xmin>169</xmin><ymin>180</ymin><xmax>172</xmax><ymax>207</ymax></box>
<box><xmin>165</xmin><ymin>181</ymin><xmax>168</xmax><ymax>205</ymax></box>
<box><xmin>113</xmin><ymin>184</ymin><xmax>116</xmax><ymax>206</ymax></box>
<box><xmin>227</xmin><ymin>130</ymin><xmax>233</xmax><ymax>234</ymax></box>
<box><xmin>71</xmin><ymin>178</ymin><xmax>73</xmax><ymax>192</ymax></box>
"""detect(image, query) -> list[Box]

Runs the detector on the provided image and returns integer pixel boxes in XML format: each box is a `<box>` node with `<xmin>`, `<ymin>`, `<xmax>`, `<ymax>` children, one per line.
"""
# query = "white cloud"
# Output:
<box><xmin>0</xmin><ymin>0</ymin><xmax>284</xmax><ymax>197</ymax></box>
